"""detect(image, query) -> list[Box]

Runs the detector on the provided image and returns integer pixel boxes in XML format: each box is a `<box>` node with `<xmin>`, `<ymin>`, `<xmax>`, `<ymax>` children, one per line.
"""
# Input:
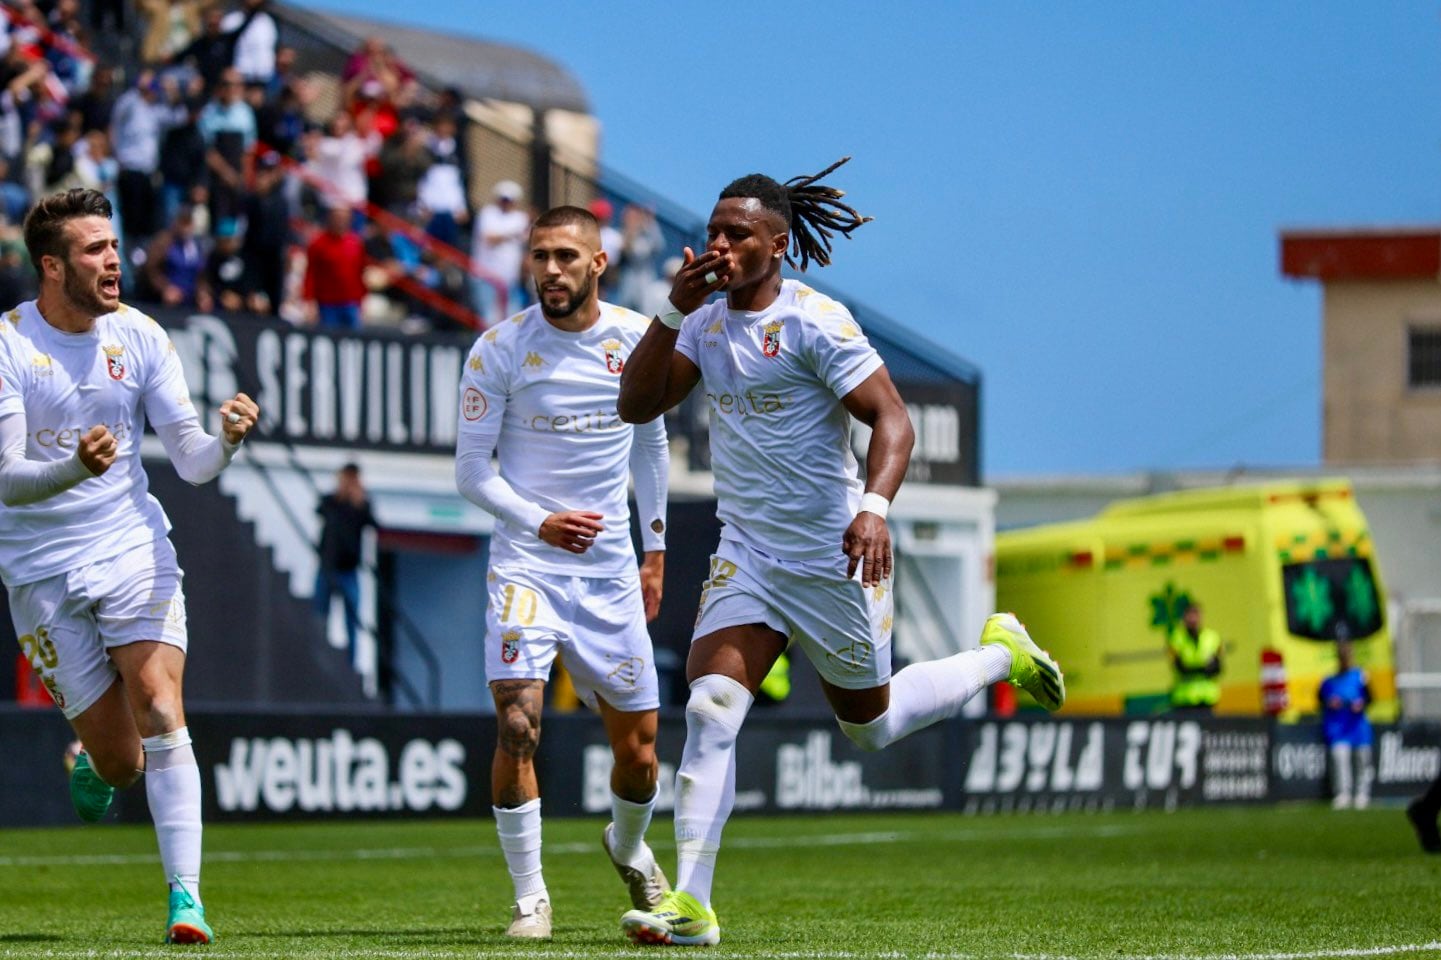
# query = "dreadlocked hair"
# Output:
<box><xmin>718</xmin><ymin>156</ymin><xmax>873</xmax><ymax>272</ymax></box>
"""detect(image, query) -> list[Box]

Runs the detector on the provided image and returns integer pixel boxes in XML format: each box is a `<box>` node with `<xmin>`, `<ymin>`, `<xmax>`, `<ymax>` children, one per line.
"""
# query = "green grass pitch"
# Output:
<box><xmin>0</xmin><ymin>806</ymin><xmax>1437</xmax><ymax>958</ymax></box>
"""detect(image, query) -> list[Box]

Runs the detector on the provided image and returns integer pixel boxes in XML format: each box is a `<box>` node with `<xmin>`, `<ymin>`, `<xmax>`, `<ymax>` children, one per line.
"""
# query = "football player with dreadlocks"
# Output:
<box><xmin>615</xmin><ymin>158</ymin><xmax>1067</xmax><ymax>946</ymax></box>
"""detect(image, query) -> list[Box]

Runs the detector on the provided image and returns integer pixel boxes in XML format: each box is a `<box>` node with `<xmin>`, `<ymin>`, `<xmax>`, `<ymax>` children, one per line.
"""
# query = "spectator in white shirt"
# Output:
<box><xmin>470</xmin><ymin>179</ymin><xmax>530</xmax><ymax>325</ymax></box>
<box><xmin>219</xmin><ymin>0</ymin><xmax>276</xmax><ymax>86</ymax></box>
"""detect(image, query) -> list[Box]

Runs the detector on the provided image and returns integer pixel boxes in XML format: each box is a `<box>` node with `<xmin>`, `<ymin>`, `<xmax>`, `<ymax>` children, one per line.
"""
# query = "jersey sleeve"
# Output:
<box><xmin>629</xmin><ymin>414</ymin><xmax>669</xmax><ymax>553</ymax></box>
<box><xmin>0</xmin><ymin>337</ymin><xmax>25</xmax><ymax>421</ymax></box>
<box><xmin>456</xmin><ymin>335</ymin><xmax>508</xmax><ymax>440</ymax></box>
<box><xmin>139</xmin><ymin>317</ymin><xmax>199</xmax><ymax>428</ymax></box>
<box><xmin>454</xmin><ymin>334</ymin><xmax>549</xmax><ymax>533</ymax></box>
<box><xmin>674</xmin><ymin>307</ymin><xmax>705</xmax><ymax>366</ymax></box>
<box><xmin>802</xmin><ymin>301</ymin><xmax>883</xmax><ymax>399</ymax></box>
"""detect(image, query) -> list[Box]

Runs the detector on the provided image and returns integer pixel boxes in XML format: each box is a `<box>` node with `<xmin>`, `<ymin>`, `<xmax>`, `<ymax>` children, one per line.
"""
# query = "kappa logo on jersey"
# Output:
<box><xmin>500</xmin><ymin>629</ymin><xmax>522</xmax><ymax>664</ymax></box>
<box><xmin>102</xmin><ymin>344</ymin><xmax>126</xmax><ymax>380</ymax></box>
<box><xmin>5</xmin><ymin>308</ymin><xmax>20</xmax><ymax>327</ymax></box>
<box><xmin>483</xmin><ymin>329</ymin><xmax>499</xmax><ymax>343</ymax></box>
<box><xmin>462</xmin><ymin>386</ymin><xmax>488</xmax><ymax>421</ymax></box>
<box><xmin>762</xmin><ymin>320</ymin><xmax>783</xmax><ymax>358</ymax></box>
<box><xmin>601</xmin><ymin>338</ymin><xmax>624</xmax><ymax>374</ymax></box>
<box><xmin>31</xmin><ymin>354</ymin><xmax>53</xmax><ymax>377</ymax></box>
<box><xmin>469</xmin><ymin>354</ymin><xmax>483</xmax><ymax>373</ymax></box>
<box><xmin>706</xmin><ymin>318</ymin><xmax>724</xmax><ymax>335</ymax></box>
<box><xmin>522</xmin><ymin>351</ymin><xmax>546</xmax><ymax>369</ymax></box>
<box><xmin>837</xmin><ymin>319</ymin><xmax>861</xmax><ymax>340</ymax></box>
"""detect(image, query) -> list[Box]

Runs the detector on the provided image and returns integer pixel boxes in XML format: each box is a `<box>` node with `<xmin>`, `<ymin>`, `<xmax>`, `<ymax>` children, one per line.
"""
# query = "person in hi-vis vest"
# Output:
<box><xmin>1167</xmin><ymin>603</ymin><xmax>1222</xmax><ymax>712</ymax></box>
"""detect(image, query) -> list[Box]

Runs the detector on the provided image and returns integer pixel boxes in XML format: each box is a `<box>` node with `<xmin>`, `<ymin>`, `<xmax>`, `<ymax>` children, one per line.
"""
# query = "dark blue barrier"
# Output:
<box><xmin>4</xmin><ymin>706</ymin><xmax>1438</xmax><ymax>827</ymax></box>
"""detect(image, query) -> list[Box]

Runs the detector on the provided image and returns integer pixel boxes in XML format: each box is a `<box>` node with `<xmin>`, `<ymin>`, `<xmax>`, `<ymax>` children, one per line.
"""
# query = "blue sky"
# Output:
<box><xmin>293</xmin><ymin>1</ymin><xmax>1439</xmax><ymax>477</ymax></box>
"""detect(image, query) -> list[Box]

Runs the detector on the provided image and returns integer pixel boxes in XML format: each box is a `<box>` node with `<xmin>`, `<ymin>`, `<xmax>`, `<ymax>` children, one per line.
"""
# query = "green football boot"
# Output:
<box><xmin>981</xmin><ymin>612</ymin><xmax>1066</xmax><ymax>711</ymax></box>
<box><xmin>165</xmin><ymin>878</ymin><xmax>214</xmax><ymax>944</ymax></box>
<box><xmin>621</xmin><ymin>890</ymin><xmax>720</xmax><ymax>947</ymax></box>
<box><xmin>68</xmin><ymin>751</ymin><xmax>115</xmax><ymax>823</ymax></box>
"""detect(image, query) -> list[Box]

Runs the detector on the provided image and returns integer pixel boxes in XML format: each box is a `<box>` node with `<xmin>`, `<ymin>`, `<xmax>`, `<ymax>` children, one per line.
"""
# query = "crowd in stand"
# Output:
<box><xmin>0</xmin><ymin>0</ymin><xmax>678</xmax><ymax>333</ymax></box>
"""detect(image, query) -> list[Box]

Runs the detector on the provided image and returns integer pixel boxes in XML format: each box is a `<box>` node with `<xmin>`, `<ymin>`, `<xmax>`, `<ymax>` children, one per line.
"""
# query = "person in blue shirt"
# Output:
<box><xmin>1319</xmin><ymin>638</ymin><xmax>1373</xmax><ymax>810</ymax></box>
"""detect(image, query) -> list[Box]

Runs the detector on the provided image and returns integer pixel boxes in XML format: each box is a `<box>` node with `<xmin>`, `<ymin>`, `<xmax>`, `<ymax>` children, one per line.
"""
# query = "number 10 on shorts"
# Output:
<box><xmin>498</xmin><ymin>583</ymin><xmax>538</xmax><ymax>625</ymax></box>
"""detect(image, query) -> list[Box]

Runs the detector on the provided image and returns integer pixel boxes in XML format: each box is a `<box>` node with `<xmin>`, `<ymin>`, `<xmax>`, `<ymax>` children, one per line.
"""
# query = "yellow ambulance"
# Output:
<box><xmin>995</xmin><ymin>479</ymin><xmax>1397</xmax><ymax>719</ymax></box>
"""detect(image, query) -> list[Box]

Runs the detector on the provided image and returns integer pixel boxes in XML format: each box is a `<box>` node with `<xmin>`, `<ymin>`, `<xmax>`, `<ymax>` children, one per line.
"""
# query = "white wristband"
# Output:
<box><xmin>858</xmin><ymin>491</ymin><xmax>890</xmax><ymax>519</ymax></box>
<box><xmin>656</xmin><ymin>300</ymin><xmax>685</xmax><ymax>330</ymax></box>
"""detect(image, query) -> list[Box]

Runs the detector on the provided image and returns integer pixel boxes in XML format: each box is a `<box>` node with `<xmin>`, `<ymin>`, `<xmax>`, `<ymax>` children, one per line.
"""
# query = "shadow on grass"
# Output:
<box><xmin>0</xmin><ymin>933</ymin><xmax>62</xmax><ymax>943</ymax></box>
<box><xmin>225</xmin><ymin>927</ymin><xmax>491</xmax><ymax>944</ymax></box>
<box><xmin>223</xmin><ymin>928</ymin><xmax>634</xmax><ymax>949</ymax></box>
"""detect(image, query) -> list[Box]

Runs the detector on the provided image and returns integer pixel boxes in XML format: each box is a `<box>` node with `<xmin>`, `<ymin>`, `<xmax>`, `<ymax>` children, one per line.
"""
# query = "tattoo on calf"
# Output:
<box><xmin>494</xmin><ymin>680</ymin><xmax>543</xmax><ymax>760</ymax></box>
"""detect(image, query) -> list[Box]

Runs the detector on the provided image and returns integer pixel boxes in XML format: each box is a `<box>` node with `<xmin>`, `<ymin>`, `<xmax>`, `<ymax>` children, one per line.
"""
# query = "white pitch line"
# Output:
<box><xmin>1016</xmin><ymin>946</ymin><xmax>1441</xmax><ymax>960</ymax></box>
<box><xmin>0</xmin><ymin>822</ymin><xmax>1143</xmax><ymax>869</ymax></box>
<box><xmin>1</xmin><ymin>943</ymin><xmax>1439</xmax><ymax>960</ymax></box>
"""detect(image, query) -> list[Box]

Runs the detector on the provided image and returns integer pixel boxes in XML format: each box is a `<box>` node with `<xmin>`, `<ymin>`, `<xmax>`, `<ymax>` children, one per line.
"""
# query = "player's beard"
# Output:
<box><xmin>538</xmin><ymin>274</ymin><xmax>592</xmax><ymax>321</ymax></box>
<box><xmin>62</xmin><ymin>259</ymin><xmax>119</xmax><ymax>318</ymax></box>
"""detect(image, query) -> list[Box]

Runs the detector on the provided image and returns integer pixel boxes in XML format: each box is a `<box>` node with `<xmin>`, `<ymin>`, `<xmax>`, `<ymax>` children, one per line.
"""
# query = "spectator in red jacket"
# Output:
<box><xmin>303</xmin><ymin>205</ymin><xmax>366</xmax><ymax>328</ymax></box>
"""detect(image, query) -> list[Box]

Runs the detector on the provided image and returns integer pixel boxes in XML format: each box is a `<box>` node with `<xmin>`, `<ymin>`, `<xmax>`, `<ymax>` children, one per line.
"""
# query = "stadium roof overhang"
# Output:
<box><xmin>275</xmin><ymin>3</ymin><xmax>590</xmax><ymax>114</ymax></box>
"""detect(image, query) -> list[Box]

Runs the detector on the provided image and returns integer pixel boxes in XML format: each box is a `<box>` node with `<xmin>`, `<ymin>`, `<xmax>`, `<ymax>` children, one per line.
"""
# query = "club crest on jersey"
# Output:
<box><xmin>500</xmin><ymin>629</ymin><xmax>522</xmax><ymax>664</ymax></box>
<box><xmin>601</xmin><ymin>338</ymin><xmax>624</xmax><ymax>374</ymax></box>
<box><xmin>761</xmin><ymin>320</ymin><xmax>784</xmax><ymax>358</ymax></box>
<box><xmin>102</xmin><ymin>344</ymin><xmax>126</xmax><ymax>380</ymax></box>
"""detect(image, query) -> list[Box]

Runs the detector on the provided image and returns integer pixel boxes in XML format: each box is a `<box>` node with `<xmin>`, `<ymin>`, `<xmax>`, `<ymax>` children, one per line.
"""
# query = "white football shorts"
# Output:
<box><xmin>692</xmin><ymin>537</ymin><xmax>895</xmax><ymax>690</ymax></box>
<box><xmin>484</xmin><ymin>565</ymin><xmax>659</xmax><ymax>712</ymax></box>
<box><xmin>8</xmin><ymin>537</ymin><xmax>189</xmax><ymax>720</ymax></box>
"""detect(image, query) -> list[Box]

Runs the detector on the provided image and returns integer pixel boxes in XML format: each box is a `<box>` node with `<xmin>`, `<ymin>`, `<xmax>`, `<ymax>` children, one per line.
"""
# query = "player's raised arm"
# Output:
<box><xmin>616</xmin><ymin>246</ymin><xmax>716</xmax><ymax>423</ymax></box>
<box><xmin>153</xmin><ymin>393</ymin><xmax>258</xmax><ymax>486</ymax></box>
<box><xmin>840</xmin><ymin>365</ymin><xmax>915</xmax><ymax>586</ymax></box>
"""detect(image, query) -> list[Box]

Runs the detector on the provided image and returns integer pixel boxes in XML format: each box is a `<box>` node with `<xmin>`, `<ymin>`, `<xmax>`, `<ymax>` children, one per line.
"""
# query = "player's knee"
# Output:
<box><xmin>136</xmin><ymin>697</ymin><xmax>184</xmax><ymax>740</ymax></box>
<box><xmin>837</xmin><ymin>713</ymin><xmax>891</xmax><ymax>752</ymax></box>
<box><xmin>684</xmin><ymin>674</ymin><xmax>753</xmax><ymax>744</ymax></box>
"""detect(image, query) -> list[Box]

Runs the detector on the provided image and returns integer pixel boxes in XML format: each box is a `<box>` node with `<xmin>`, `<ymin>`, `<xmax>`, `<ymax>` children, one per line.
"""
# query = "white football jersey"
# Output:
<box><xmin>0</xmin><ymin>301</ymin><xmax>197</xmax><ymax>586</ymax></box>
<box><xmin>676</xmin><ymin>280</ymin><xmax>884</xmax><ymax>560</ymax></box>
<box><xmin>458</xmin><ymin>302</ymin><xmax>665</xmax><ymax>577</ymax></box>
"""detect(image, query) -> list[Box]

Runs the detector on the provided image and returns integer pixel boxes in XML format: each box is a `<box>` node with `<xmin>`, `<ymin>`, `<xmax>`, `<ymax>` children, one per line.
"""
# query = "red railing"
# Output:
<box><xmin>280</xmin><ymin>152</ymin><xmax>507</xmax><ymax>331</ymax></box>
<box><xmin>0</xmin><ymin>2</ymin><xmax>97</xmax><ymax>65</ymax></box>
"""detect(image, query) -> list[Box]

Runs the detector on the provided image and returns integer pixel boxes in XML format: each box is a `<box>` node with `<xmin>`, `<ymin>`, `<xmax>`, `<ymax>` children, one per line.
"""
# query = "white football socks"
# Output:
<box><xmin>673</xmin><ymin>674</ymin><xmax>753</xmax><ymax>908</ymax></box>
<box><xmin>609</xmin><ymin>789</ymin><xmax>657</xmax><ymax>866</ymax></box>
<box><xmin>142</xmin><ymin>727</ymin><xmax>202</xmax><ymax>900</ymax></box>
<box><xmin>494</xmin><ymin>799</ymin><xmax>547</xmax><ymax>907</ymax></box>
<box><xmin>838</xmin><ymin>645</ymin><xmax>1010</xmax><ymax>752</ymax></box>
